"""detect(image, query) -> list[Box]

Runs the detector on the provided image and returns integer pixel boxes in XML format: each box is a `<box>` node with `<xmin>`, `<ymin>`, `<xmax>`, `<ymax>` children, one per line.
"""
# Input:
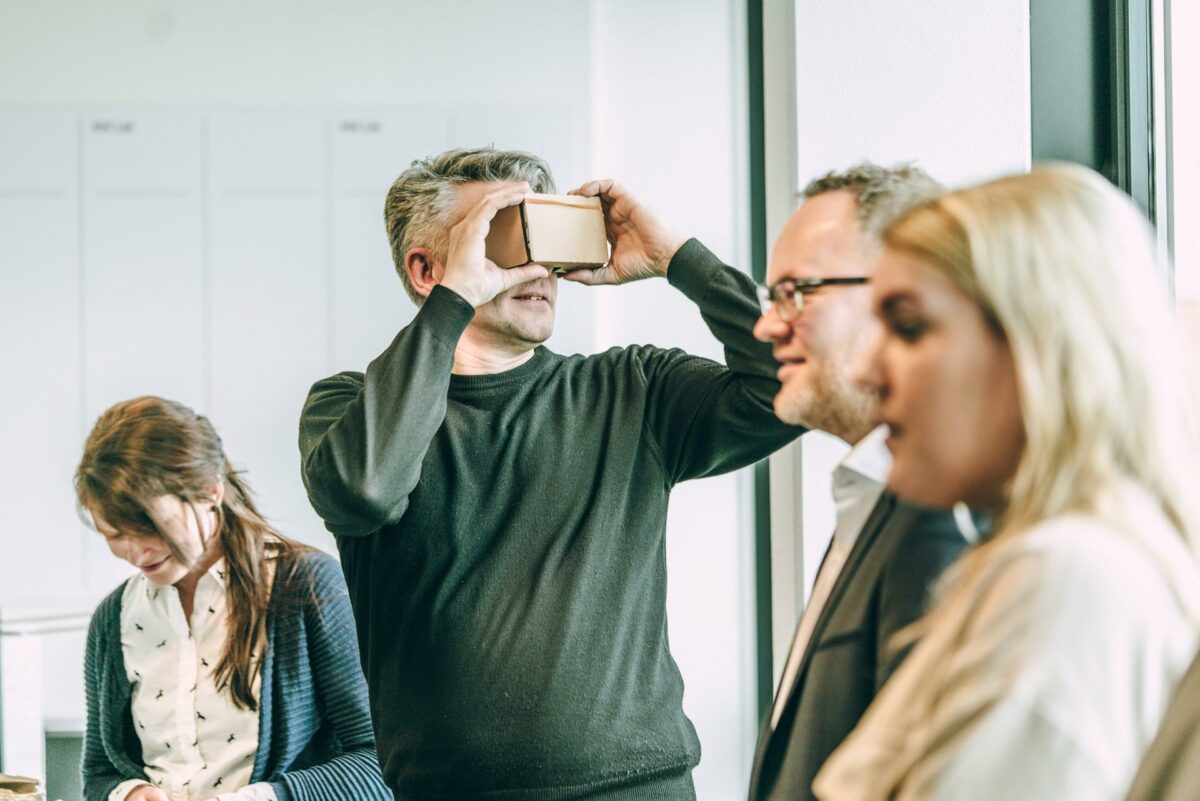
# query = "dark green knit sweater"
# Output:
<box><xmin>298</xmin><ymin>240</ymin><xmax>802</xmax><ymax>800</ymax></box>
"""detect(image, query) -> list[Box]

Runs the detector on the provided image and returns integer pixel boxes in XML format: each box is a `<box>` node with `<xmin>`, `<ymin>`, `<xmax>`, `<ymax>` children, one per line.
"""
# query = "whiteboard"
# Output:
<box><xmin>0</xmin><ymin>104</ymin><xmax>589</xmax><ymax>606</ymax></box>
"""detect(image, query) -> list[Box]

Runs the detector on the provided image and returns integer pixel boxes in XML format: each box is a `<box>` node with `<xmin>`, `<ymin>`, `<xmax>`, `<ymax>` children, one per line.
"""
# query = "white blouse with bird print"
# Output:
<box><xmin>110</xmin><ymin>559</ymin><xmax>276</xmax><ymax>801</ymax></box>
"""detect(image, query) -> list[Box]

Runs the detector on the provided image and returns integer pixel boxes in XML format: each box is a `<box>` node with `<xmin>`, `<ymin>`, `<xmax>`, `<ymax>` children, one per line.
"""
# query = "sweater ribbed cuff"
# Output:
<box><xmin>665</xmin><ymin>238</ymin><xmax>725</xmax><ymax>305</ymax></box>
<box><xmin>417</xmin><ymin>285</ymin><xmax>476</xmax><ymax>349</ymax></box>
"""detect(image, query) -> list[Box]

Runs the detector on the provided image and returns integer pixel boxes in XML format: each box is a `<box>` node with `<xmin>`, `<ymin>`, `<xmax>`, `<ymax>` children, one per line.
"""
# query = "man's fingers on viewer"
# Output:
<box><xmin>562</xmin><ymin>269</ymin><xmax>597</xmax><ymax>284</ymax></box>
<box><xmin>502</xmin><ymin>264</ymin><xmax>550</xmax><ymax>288</ymax></box>
<box><xmin>571</xmin><ymin>179</ymin><xmax>620</xmax><ymax>200</ymax></box>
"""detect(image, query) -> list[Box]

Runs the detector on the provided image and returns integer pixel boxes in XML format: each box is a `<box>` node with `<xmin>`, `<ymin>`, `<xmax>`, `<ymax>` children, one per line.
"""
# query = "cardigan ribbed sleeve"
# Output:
<box><xmin>82</xmin><ymin>584</ymin><xmax>145</xmax><ymax>801</ymax></box>
<box><xmin>269</xmin><ymin>553</ymin><xmax>390</xmax><ymax>801</ymax></box>
<box><xmin>81</xmin><ymin>552</ymin><xmax>389</xmax><ymax>801</ymax></box>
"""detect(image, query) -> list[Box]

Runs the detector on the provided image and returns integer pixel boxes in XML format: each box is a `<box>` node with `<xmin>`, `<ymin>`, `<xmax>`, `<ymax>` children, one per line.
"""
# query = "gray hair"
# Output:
<box><xmin>804</xmin><ymin>162</ymin><xmax>943</xmax><ymax>242</ymax></box>
<box><xmin>384</xmin><ymin>146</ymin><xmax>557</xmax><ymax>304</ymax></box>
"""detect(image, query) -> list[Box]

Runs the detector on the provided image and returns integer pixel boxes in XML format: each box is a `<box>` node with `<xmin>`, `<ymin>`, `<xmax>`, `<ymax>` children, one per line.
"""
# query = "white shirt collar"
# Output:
<box><xmin>141</xmin><ymin>556</ymin><xmax>228</xmax><ymax>601</ymax></box>
<box><xmin>836</xmin><ymin>424</ymin><xmax>892</xmax><ymax>487</ymax></box>
<box><xmin>830</xmin><ymin>425</ymin><xmax>892</xmax><ymax>550</ymax></box>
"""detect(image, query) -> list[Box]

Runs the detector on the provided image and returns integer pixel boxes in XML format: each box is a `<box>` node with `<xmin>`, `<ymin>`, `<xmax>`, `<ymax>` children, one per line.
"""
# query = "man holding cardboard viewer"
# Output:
<box><xmin>298</xmin><ymin>147</ymin><xmax>800</xmax><ymax>800</ymax></box>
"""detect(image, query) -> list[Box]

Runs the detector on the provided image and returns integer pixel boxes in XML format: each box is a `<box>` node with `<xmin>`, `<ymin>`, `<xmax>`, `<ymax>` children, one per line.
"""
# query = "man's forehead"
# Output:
<box><xmin>767</xmin><ymin>189</ymin><xmax>871</xmax><ymax>281</ymax></box>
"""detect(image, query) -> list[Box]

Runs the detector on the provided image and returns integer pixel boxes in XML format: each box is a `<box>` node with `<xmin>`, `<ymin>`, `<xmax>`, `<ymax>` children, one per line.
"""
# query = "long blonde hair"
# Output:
<box><xmin>884</xmin><ymin>163</ymin><xmax>1198</xmax><ymax>550</ymax></box>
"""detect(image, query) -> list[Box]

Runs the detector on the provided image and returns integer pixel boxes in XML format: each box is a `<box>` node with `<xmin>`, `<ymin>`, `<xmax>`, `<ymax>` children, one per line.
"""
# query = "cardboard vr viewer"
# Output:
<box><xmin>485</xmin><ymin>193</ymin><xmax>610</xmax><ymax>272</ymax></box>
<box><xmin>0</xmin><ymin>775</ymin><xmax>41</xmax><ymax>799</ymax></box>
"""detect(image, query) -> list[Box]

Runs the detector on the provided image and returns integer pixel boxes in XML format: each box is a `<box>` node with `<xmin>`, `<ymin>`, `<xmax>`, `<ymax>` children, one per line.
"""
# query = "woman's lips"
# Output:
<box><xmin>140</xmin><ymin>557</ymin><xmax>169</xmax><ymax>574</ymax></box>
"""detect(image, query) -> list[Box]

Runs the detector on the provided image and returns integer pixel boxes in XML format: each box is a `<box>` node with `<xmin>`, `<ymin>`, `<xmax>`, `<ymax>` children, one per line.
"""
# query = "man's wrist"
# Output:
<box><xmin>655</xmin><ymin>237</ymin><xmax>689</xmax><ymax>278</ymax></box>
<box><xmin>414</xmin><ymin>285</ymin><xmax>476</xmax><ymax>349</ymax></box>
<box><xmin>437</xmin><ymin>277</ymin><xmax>480</xmax><ymax>307</ymax></box>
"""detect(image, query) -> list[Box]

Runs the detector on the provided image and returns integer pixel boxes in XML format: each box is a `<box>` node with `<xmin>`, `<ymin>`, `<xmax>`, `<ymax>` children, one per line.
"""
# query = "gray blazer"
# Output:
<box><xmin>1125</xmin><ymin>648</ymin><xmax>1200</xmax><ymax>801</ymax></box>
<box><xmin>747</xmin><ymin>493</ymin><xmax>967</xmax><ymax>801</ymax></box>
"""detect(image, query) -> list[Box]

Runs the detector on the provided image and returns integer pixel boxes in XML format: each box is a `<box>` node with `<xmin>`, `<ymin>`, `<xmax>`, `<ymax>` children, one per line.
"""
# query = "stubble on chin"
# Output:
<box><xmin>481</xmin><ymin>315</ymin><xmax>554</xmax><ymax>351</ymax></box>
<box><xmin>776</xmin><ymin>366</ymin><xmax>875</xmax><ymax>442</ymax></box>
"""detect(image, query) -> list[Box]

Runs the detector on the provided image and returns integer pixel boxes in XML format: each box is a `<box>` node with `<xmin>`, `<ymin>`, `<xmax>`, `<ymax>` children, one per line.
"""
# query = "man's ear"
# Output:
<box><xmin>404</xmin><ymin>247</ymin><xmax>440</xmax><ymax>300</ymax></box>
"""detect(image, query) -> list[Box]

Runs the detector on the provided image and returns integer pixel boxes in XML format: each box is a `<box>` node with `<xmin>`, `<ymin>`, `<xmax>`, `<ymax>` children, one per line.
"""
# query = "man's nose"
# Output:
<box><xmin>753</xmin><ymin>308</ymin><xmax>791</xmax><ymax>343</ymax></box>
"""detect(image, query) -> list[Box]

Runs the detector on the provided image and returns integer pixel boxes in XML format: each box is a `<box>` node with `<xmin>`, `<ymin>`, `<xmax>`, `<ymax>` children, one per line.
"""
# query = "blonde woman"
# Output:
<box><xmin>813</xmin><ymin>164</ymin><xmax>1200</xmax><ymax>801</ymax></box>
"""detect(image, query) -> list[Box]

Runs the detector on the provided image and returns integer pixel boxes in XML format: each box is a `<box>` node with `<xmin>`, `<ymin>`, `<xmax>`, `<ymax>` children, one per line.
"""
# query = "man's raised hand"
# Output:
<box><xmin>440</xmin><ymin>182</ymin><xmax>549</xmax><ymax>307</ymax></box>
<box><xmin>564</xmin><ymin>180</ymin><xmax>687</xmax><ymax>286</ymax></box>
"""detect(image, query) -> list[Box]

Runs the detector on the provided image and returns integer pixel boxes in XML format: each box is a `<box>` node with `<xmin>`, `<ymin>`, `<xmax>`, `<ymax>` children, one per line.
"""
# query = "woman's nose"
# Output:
<box><xmin>125</xmin><ymin>538</ymin><xmax>155</xmax><ymax>565</ymax></box>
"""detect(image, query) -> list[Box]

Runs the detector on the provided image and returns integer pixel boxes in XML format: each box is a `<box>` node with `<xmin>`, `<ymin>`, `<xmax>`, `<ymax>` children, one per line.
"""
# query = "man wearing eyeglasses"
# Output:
<box><xmin>747</xmin><ymin>164</ymin><xmax>968</xmax><ymax>801</ymax></box>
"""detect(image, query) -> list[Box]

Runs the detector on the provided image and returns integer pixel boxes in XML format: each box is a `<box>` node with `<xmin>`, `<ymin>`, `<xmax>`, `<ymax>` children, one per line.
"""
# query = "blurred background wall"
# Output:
<box><xmin>0</xmin><ymin>2</ymin><xmax>760</xmax><ymax>798</ymax></box>
<box><xmin>0</xmin><ymin>1</ymin><xmax>1099</xmax><ymax>799</ymax></box>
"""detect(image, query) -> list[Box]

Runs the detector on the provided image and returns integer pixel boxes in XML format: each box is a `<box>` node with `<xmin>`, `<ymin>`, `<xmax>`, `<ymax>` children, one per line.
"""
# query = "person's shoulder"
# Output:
<box><xmin>566</xmin><ymin>344</ymin><xmax>671</xmax><ymax>374</ymax></box>
<box><xmin>873</xmin><ymin>497</ymin><xmax>967</xmax><ymax>594</ymax></box>
<box><xmin>274</xmin><ymin>547</ymin><xmax>346</xmax><ymax>596</ymax></box>
<box><xmin>1019</xmin><ymin>510</ymin><xmax>1159</xmax><ymax>576</ymax></box>
<box><xmin>87</xmin><ymin>577</ymin><xmax>134</xmax><ymax>642</ymax></box>
<box><xmin>872</xmin><ymin>496</ymin><xmax>965</xmax><ymax>558</ymax></box>
<box><xmin>587</xmin><ymin>343</ymin><xmax>704</xmax><ymax>372</ymax></box>
<box><xmin>297</xmin><ymin>548</ymin><xmax>344</xmax><ymax>582</ymax></box>
<box><xmin>989</xmin><ymin>505</ymin><xmax>1196</xmax><ymax>629</ymax></box>
<box><xmin>307</xmin><ymin>370</ymin><xmax>365</xmax><ymax>396</ymax></box>
<box><xmin>890</xmin><ymin>498</ymin><xmax>963</xmax><ymax>540</ymax></box>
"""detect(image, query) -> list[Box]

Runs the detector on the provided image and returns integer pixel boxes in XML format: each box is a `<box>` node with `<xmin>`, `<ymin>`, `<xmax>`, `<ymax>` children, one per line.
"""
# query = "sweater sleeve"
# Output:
<box><xmin>270</xmin><ymin>554</ymin><xmax>390</xmax><ymax>801</ymax></box>
<box><xmin>82</xmin><ymin>586</ymin><xmax>146</xmax><ymax>801</ymax></box>
<box><xmin>641</xmin><ymin>239</ymin><xmax>804</xmax><ymax>484</ymax></box>
<box><xmin>298</xmin><ymin>285</ymin><xmax>474</xmax><ymax>538</ymax></box>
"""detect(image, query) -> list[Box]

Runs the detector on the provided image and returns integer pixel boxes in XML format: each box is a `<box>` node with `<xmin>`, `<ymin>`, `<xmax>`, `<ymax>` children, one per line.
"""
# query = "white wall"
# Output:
<box><xmin>0</xmin><ymin>0</ymin><xmax>595</xmax><ymax>603</ymax></box>
<box><xmin>769</xmin><ymin>0</ymin><xmax>1032</xmax><ymax>660</ymax></box>
<box><xmin>0</xmin><ymin>2</ymin><xmax>757</xmax><ymax>798</ymax></box>
<box><xmin>590</xmin><ymin>2</ymin><xmax>757</xmax><ymax>798</ymax></box>
<box><xmin>0</xmin><ymin>0</ymin><xmax>1039</xmax><ymax>795</ymax></box>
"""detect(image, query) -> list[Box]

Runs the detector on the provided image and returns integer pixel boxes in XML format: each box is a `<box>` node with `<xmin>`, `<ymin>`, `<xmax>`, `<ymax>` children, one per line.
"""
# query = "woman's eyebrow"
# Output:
<box><xmin>879</xmin><ymin>291</ymin><xmax>920</xmax><ymax>314</ymax></box>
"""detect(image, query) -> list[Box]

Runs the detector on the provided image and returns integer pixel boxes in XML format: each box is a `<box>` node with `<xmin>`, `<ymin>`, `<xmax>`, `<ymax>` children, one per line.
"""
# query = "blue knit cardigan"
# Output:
<box><xmin>82</xmin><ymin>550</ymin><xmax>390</xmax><ymax>801</ymax></box>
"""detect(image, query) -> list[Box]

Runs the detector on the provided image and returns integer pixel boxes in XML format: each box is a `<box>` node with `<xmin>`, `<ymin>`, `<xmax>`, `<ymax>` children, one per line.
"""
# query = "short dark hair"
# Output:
<box><xmin>804</xmin><ymin>162</ymin><xmax>943</xmax><ymax>240</ymax></box>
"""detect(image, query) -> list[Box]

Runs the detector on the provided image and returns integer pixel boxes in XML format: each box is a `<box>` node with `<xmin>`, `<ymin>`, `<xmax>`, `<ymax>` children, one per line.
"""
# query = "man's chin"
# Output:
<box><xmin>501</xmin><ymin>326</ymin><xmax>555</xmax><ymax>351</ymax></box>
<box><xmin>772</xmin><ymin>385</ymin><xmax>812</xmax><ymax>426</ymax></box>
<box><xmin>515</xmin><ymin>322</ymin><xmax>555</xmax><ymax>345</ymax></box>
<box><xmin>512</xmin><ymin>313</ymin><xmax>556</xmax><ymax>344</ymax></box>
<box><xmin>473</xmin><ymin>312</ymin><xmax>556</xmax><ymax>351</ymax></box>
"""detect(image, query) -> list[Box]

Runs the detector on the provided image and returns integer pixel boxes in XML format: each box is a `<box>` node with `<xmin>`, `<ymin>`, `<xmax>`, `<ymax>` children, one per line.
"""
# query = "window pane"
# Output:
<box><xmin>1171</xmin><ymin>1</ymin><xmax>1200</xmax><ymax>356</ymax></box>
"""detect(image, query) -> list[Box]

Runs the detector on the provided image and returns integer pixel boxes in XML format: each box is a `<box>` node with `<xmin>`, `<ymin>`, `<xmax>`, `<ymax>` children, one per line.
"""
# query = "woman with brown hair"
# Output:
<box><xmin>77</xmin><ymin>396</ymin><xmax>389</xmax><ymax>801</ymax></box>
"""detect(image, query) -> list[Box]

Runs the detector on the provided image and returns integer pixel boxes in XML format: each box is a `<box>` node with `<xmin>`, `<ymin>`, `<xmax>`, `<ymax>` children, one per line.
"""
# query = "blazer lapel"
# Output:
<box><xmin>747</xmin><ymin>492</ymin><xmax>898</xmax><ymax>800</ymax></box>
<box><xmin>761</xmin><ymin>537</ymin><xmax>837</xmax><ymax>731</ymax></box>
<box><xmin>799</xmin><ymin>493</ymin><xmax>896</xmax><ymax>673</ymax></box>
